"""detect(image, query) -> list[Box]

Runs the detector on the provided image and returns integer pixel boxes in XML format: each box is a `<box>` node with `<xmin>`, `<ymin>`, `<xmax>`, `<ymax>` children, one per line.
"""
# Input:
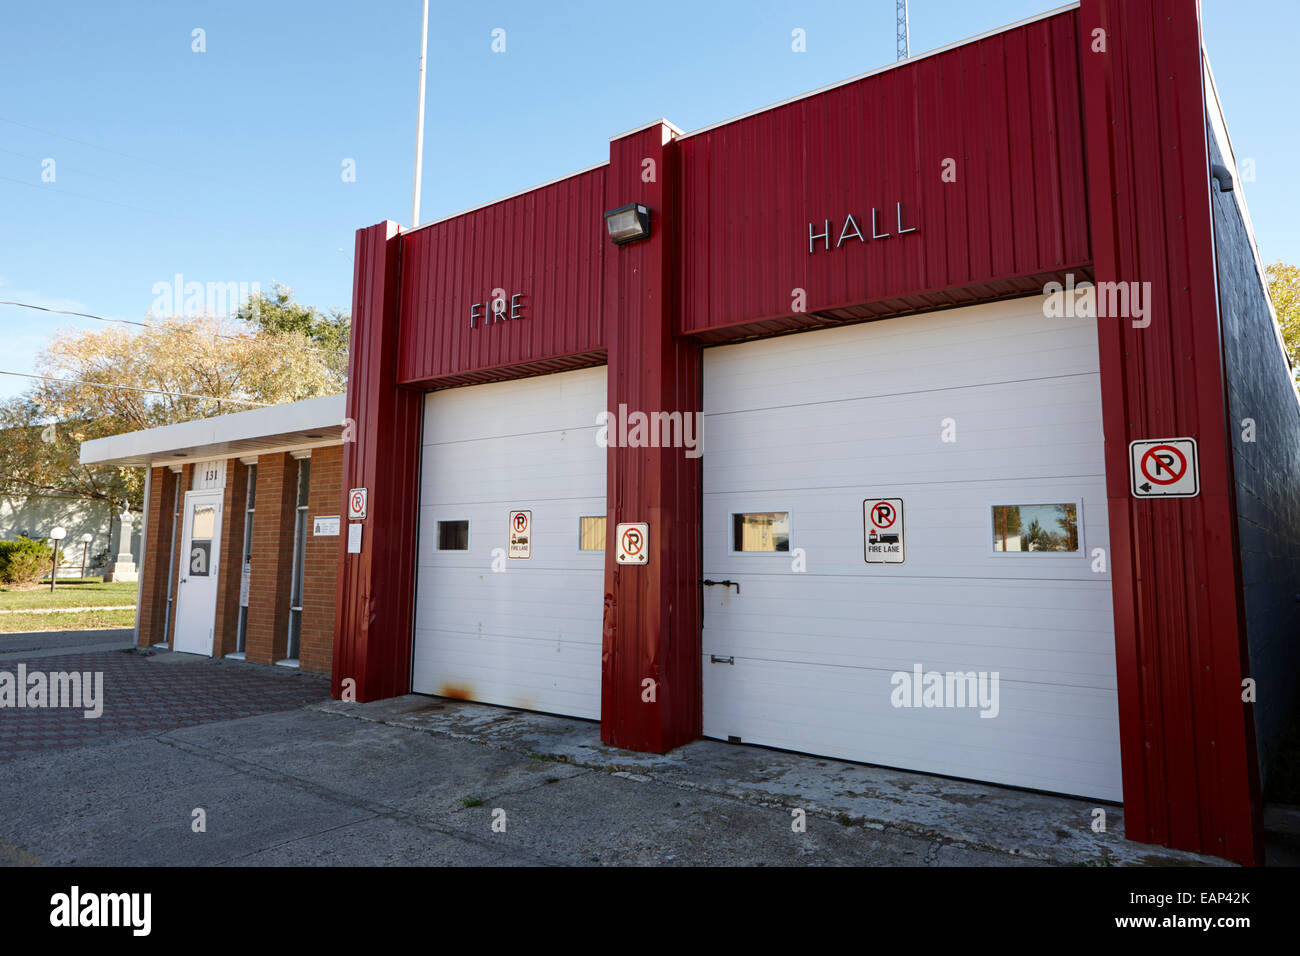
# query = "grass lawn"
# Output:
<box><xmin>0</xmin><ymin>580</ymin><xmax>138</xmax><ymax>611</ymax></box>
<box><xmin>0</xmin><ymin>607</ymin><xmax>136</xmax><ymax>633</ymax></box>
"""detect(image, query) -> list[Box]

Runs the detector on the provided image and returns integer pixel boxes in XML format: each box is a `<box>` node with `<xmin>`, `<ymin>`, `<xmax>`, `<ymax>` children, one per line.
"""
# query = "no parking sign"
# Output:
<box><xmin>1129</xmin><ymin>438</ymin><xmax>1199</xmax><ymax>498</ymax></box>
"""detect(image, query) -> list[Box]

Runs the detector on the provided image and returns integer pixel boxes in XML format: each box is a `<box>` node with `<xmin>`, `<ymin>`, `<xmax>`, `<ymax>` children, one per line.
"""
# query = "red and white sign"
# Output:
<box><xmin>616</xmin><ymin>522</ymin><xmax>649</xmax><ymax>565</ymax></box>
<box><xmin>348</xmin><ymin>487</ymin><xmax>368</xmax><ymax>520</ymax></box>
<box><xmin>509</xmin><ymin>510</ymin><xmax>531</xmax><ymax>559</ymax></box>
<box><xmin>863</xmin><ymin>497</ymin><xmax>905</xmax><ymax>564</ymax></box>
<box><xmin>1129</xmin><ymin>438</ymin><xmax>1199</xmax><ymax>498</ymax></box>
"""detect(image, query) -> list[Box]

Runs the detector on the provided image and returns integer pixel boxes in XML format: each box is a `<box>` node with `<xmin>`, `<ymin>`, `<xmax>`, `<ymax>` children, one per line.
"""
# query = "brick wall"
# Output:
<box><xmin>301</xmin><ymin>446</ymin><xmax>342</xmax><ymax>674</ymax></box>
<box><xmin>245</xmin><ymin>453</ymin><xmax>297</xmax><ymax>664</ymax></box>
<box><xmin>213</xmin><ymin>459</ymin><xmax>249</xmax><ymax>658</ymax></box>
<box><xmin>135</xmin><ymin>449</ymin><xmax>342</xmax><ymax>673</ymax></box>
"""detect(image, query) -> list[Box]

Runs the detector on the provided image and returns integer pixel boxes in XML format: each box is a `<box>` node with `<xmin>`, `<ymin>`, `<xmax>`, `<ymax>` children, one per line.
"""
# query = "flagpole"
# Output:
<box><xmin>411</xmin><ymin>0</ymin><xmax>430</xmax><ymax>228</ymax></box>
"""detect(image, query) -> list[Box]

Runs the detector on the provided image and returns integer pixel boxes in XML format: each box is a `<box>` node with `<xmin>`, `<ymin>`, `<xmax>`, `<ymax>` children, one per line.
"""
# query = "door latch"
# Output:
<box><xmin>710</xmin><ymin>655</ymin><xmax>735</xmax><ymax>665</ymax></box>
<box><xmin>701</xmin><ymin>579</ymin><xmax>740</xmax><ymax>595</ymax></box>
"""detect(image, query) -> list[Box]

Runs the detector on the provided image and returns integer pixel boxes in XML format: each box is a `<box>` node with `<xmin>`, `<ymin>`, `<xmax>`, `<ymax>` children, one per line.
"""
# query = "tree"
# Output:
<box><xmin>237</xmin><ymin>282</ymin><xmax>350</xmax><ymax>381</ymax></box>
<box><xmin>0</xmin><ymin>314</ymin><xmax>344</xmax><ymax>513</ymax></box>
<box><xmin>1266</xmin><ymin>261</ymin><xmax>1300</xmax><ymax>377</ymax></box>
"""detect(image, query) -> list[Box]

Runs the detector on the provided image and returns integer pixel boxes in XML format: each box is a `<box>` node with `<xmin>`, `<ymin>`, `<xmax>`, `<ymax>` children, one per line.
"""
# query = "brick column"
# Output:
<box><xmin>213</xmin><ymin>459</ymin><xmax>248</xmax><ymax>658</ymax></box>
<box><xmin>302</xmin><ymin>445</ymin><xmax>342</xmax><ymax>674</ymax></box>
<box><xmin>600</xmin><ymin>122</ymin><xmax>703</xmax><ymax>753</ymax></box>
<box><xmin>245</xmin><ymin>453</ymin><xmax>297</xmax><ymax>665</ymax></box>
<box><xmin>137</xmin><ymin>466</ymin><xmax>178</xmax><ymax>647</ymax></box>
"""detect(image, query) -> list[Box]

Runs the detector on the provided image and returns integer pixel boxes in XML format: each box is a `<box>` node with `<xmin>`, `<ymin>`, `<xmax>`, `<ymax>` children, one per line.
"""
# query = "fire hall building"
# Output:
<box><xmin>84</xmin><ymin>1</ymin><xmax>1300</xmax><ymax>866</ymax></box>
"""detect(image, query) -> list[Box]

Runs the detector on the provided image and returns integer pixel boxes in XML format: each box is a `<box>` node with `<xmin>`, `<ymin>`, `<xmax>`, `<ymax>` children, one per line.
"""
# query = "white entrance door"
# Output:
<box><xmin>701</xmin><ymin>295</ymin><xmax>1123</xmax><ymax>801</ymax></box>
<box><xmin>411</xmin><ymin>366</ymin><xmax>608</xmax><ymax>719</ymax></box>
<box><xmin>173</xmin><ymin>489</ymin><xmax>223</xmax><ymax>656</ymax></box>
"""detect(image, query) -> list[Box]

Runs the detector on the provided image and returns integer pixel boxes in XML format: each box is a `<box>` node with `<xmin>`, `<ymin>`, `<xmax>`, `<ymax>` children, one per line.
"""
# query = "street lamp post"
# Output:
<box><xmin>80</xmin><ymin>532</ymin><xmax>93</xmax><ymax>579</ymax></box>
<box><xmin>49</xmin><ymin>526</ymin><xmax>67</xmax><ymax>593</ymax></box>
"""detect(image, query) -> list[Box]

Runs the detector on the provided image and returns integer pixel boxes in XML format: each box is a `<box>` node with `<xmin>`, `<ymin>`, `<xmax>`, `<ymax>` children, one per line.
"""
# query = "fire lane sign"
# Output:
<box><xmin>616</xmin><ymin>522</ymin><xmax>649</xmax><ymax>565</ymax></box>
<box><xmin>509</xmin><ymin>510</ymin><xmax>531</xmax><ymax>559</ymax></box>
<box><xmin>1129</xmin><ymin>438</ymin><xmax>1199</xmax><ymax>498</ymax></box>
<box><xmin>863</xmin><ymin>497</ymin><xmax>905</xmax><ymax>564</ymax></box>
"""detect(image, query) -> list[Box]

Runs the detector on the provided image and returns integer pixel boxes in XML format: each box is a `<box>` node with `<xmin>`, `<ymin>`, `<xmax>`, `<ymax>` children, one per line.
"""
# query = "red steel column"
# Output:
<box><xmin>1079</xmin><ymin>0</ymin><xmax>1262</xmax><ymax>863</ymax></box>
<box><xmin>601</xmin><ymin>122</ymin><xmax>703</xmax><ymax>752</ymax></box>
<box><xmin>332</xmin><ymin>220</ymin><xmax>424</xmax><ymax>702</ymax></box>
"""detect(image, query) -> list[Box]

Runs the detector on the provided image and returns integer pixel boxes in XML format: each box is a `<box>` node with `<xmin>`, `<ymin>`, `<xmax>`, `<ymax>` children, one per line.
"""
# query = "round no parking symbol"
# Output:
<box><xmin>1129</xmin><ymin>438</ymin><xmax>1199</xmax><ymax>498</ymax></box>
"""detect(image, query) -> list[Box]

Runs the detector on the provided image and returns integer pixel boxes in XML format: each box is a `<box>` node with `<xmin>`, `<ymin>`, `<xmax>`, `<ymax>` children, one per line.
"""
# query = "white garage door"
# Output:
<box><xmin>412</xmin><ymin>366</ymin><xmax>607</xmax><ymax>720</ymax></box>
<box><xmin>702</xmin><ymin>294</ymin><xmax>1122</xmax><ymax>800</ymax></box>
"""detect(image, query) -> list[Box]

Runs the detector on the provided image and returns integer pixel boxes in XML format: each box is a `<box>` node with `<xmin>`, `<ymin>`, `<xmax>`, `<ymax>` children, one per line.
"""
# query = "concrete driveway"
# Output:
<box><xmin>0</xmin><ymin>643</ymin><xmax>1227</xmax><ymax>866</ymax></box>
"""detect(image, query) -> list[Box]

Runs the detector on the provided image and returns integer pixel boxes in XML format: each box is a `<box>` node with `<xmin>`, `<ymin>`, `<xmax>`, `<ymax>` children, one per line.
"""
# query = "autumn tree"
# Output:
<box><xmin>0</xmin><ymin>314</ymin><xmax>345</xmax><ymax>513</ymax></box>
<box><xmin>1266</xmin><ymin>261</ymin><xmax>1300</xmax><ymax>379</ymax></box>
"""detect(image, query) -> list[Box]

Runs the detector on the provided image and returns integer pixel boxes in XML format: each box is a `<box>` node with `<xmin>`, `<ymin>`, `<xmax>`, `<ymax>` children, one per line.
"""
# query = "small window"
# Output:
<box><xmin>991</xmin><ymin>503</ymin><xmax>1079</xmax><ymax>553</ymax></box>
<box><xmin>732</xmin><ymin>512</ymin><xmax>790</xmax><ymax>552</ymax></box>
<box><xmin>437</xmin><ymin>520</ymin><xmax>469</xmax><ymax>551</ymax></box>
<box><xmin>579</xmin><ymin>516</ymin><xmax>606</xmax><ymax>551</ymax></box>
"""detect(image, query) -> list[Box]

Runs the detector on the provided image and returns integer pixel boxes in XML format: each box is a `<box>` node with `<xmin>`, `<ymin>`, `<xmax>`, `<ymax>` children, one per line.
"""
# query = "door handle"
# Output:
<box><xmin>710</xmin><ymin>655</ymin><xmax>735</xmax><ymax>665</ymax></box>
<box><xmin>701</xmin><ymin>579</ymin><xmax>740</xmax><ymax>595</ymax></box>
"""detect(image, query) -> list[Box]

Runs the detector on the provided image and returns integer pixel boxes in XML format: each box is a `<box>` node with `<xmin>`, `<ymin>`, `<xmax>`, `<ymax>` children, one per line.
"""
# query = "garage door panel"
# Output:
<box><xmin>414</xmin><ymin>629</ymin><xmax>601</xmax><ymax>719</ymax></box>
<box><xmin>703</xmin><ymin>485</ymin><xmax>1110</xmax><ymax>583</ymax></box>
<box><xmin>422</xmin><ymin>436</ymin><xmax>605</xmax><ymax>503</ymax></box>
<box><xmin>413</xmin><ymin>366</ymin><xmax>606</xmax><ymax>721</ymax></box>
<box><xmin>703</xmin><ymin>308</ymin><xmax>1101</xmax><ymax>416</ymax></box>
<box><xmin>702</xmin><ymin>295</ymin><xmax>1122</xmax><ymax>799</ymax></box>
<box><xmin>703</xmin><ymin>656</ymin><xmax>1122</xmax><ymax>800</ymax></box>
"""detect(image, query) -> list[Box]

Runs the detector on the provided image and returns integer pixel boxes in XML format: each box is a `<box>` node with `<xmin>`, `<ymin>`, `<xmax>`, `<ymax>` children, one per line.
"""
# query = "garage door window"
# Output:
<box><xmin>732</xmin><ymin>512</ymin><xmax>790</xmax><ymax>552</ymax></box>
<box><xmin>579</xmin><ymin>516</ymin><xmax>605</xmax><ymax>551</ymax></box>
<box><xmin>991</xmin><ymin>503</ymin><xmax>1079</xmax><ymax>553</ymax></box>
<box><xmin>437</xmin><ymin>520</ymin><xmax>469</xmax><ymax>551</ymax></box>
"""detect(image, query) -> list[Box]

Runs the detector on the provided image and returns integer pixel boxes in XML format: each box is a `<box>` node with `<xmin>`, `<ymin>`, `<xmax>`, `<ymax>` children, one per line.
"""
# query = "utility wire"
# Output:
<box><xmin>0</xmin><ymin>299</ymin><xmax>348</xmax><ymax>357</ymax></box>
<box><xmin>0</xmin><ymin>370</ymin><xmax>272</xmax><ymax>407</ymax></box>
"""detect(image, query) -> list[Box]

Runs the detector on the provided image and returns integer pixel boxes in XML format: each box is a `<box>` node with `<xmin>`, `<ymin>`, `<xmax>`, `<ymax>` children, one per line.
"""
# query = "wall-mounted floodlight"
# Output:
<box><xmin>604</xmin><ymin>203</ymin><xmax>651</xmax><ymax>245</ymax></box>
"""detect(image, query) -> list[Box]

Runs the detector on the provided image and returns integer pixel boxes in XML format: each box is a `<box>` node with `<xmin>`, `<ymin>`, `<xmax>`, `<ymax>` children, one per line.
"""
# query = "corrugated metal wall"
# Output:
<box><xmin>1079</xmin><ymin>0</ymin><xmax>1261</xmax><ymax>864</ymax></box>
<box><xmin>676</xmin><ymin>9</ymin><xmax>1090</xmax><ymax>341</ymax></box>
<box><xmin>396</xmin><ymin>166</ymin><xmax>608</xmax><ymax>388</ymax></box>
<box><xmin>332</xmin><ymin>221</ymin><xmax>424</xmax><ymax>702</ymax></box>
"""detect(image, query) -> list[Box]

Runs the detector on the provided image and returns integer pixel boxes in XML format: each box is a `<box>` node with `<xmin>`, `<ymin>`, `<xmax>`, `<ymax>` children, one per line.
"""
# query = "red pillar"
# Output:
<box><xmin>332</xmin><ymin>221</ymin><xmax>424</xmax><ymax>702</ymax></box>
<box><xmin>1079</xmin><ymin>0</ymin><xmax>1263</xmax><ymax>863</ymax></box>
<box><xmin>600</xmin><ymin>122</ymin><xmax>703</xmax><ymax>752</ymax></box>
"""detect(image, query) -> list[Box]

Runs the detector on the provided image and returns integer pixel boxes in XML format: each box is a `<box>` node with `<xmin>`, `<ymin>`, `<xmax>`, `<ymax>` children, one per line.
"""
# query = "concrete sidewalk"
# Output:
<box><xmin>314</xmin><ymin>695</ymin><xmax>1225</xmax><ymax>867</ymax></box>
<box><xmin>0</xmin><ymin>677</ymin><xmax>1227</xmax><ymax>866</ymax></box>
<box><xmin>0</xmin><ymin>628</ymin><xmax>135</xmax><ymax>661</ymax></box>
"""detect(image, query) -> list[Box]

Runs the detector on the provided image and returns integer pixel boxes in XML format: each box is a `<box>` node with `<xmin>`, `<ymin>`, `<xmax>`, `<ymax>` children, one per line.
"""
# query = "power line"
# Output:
<box><xmin>0</xmin><ymin>299</ymin><xmax>348</xmax><ymax>357</ymax></box>
<box><xmin>0</xmin><ymin>115</ymin><xmax>238</xmax><ymax>188</ymax></box>
<box><xmin>0</xmin><ymin>370</ymin><xmax>272</xmax><ymax>407</ymax></box>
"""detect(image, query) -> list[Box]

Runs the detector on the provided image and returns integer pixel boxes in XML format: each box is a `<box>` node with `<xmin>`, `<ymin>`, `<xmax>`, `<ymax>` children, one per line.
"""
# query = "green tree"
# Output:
<box><xmin>237</xmin><ymin>282</ymin><xmax>349</xmax><ymax>380</ymax></box>
<box><xmin>1266</xmin><ymin>261</ymin><xmax>1300</xmax><ymax>378</ymax></box>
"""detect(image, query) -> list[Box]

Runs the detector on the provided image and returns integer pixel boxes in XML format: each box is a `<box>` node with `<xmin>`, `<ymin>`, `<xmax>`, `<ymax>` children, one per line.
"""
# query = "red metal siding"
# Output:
<box><xmin>601</xmin><ymin>124</ymin><xmax>703</xmax><ymax>753</ymax></box>
<box><xmin>332</xmin><ymin>220</ymin><xmax>424</xmax><ymax>703</ymax></box>
<box><xmin>1079</xmin><ymin>0</ymin><xmax>1261</xmax><ymax>864</ymax></box>
<box><xmin>677</xmin><ymin>10</ymin><xmax>1091</xmax><ymax>340</ymax></box>
<box><xmin>396</xmin><ymin>167</ymin><xmax>608</xmax><ymax>387</ymax></box>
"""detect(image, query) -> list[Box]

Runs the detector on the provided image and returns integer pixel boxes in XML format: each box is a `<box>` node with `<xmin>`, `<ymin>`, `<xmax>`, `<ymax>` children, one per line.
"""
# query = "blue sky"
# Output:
<box><xmin>1</xmin><ymin>0</ymin><xmax>1296</xmax><ymax>400</ymax></box>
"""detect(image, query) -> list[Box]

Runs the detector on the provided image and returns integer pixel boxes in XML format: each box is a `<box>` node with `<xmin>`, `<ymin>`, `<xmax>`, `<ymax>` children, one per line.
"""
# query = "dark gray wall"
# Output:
<box><xmin>1210</xmin><ymin>128</ymin><xmax>1300</xmax><ymax>787</ymax></box>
